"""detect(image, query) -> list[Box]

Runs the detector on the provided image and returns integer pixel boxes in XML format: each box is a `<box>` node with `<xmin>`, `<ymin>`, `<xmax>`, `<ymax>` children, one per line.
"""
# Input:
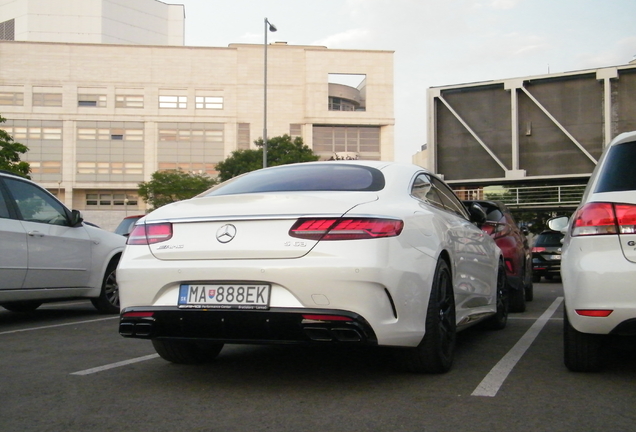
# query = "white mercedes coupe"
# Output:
<box><xmin>118</xmin><ymin>161</ymin><xmax>508</xmax><ymax>373</ymax></box>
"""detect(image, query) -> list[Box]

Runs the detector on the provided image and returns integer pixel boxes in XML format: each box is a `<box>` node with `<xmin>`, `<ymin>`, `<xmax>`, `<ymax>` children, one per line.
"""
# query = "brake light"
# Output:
<box><xmin>571</xmin><ymin>202</ymin><xmax>636</xmax><ymax>236</ymax></box>
<box><xmin>532</xmin><ymin>247</ymin><xmax>546</xmax><ymax>253</ymax></box>
<box><xmin>289</xmin><ymin>218</ymin><xmax>404</xmax><ymax>240</ymax></box>
<box><xmin>127</xmin><ymin>223</ymin><xmax>173</xmax><ymax>245</ymax></box>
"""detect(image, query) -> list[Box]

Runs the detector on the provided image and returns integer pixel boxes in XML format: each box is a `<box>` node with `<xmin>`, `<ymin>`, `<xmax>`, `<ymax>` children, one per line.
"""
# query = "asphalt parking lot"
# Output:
<box><xmin>1</xmin><ymin>282</ymin><xmax>635</xmax><ymax>432</ymax></box>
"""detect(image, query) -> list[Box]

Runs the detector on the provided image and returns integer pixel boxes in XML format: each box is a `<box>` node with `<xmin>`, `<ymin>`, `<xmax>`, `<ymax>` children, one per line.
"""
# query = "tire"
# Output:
<box><xmin>509</xmin><ymin>282</ymin><xmax>526</xmax><ymax>313</ymax></box>
<box><xmin>152</xmin><ymin>339</ymin><xmax>224</xmax><ymax>364</ymax></box>
<box><xmin>0</xmin><ymin>301</ymin><xmax>43</xmax><ymax>312</ymax></box>
<box><xmin>563</xmin><ymin>308</ymin><xmax>604</xmax><ymax>372</ymax></box>
<box><xmin>483</xmin><ymin>259</ymin><xmax>508</xmax><ymax>330</ymax></box>
<box><xmin>91</xmin><ymin>258</ymin><xmax>120</xmax><ymax>314</ymax></box>
<box><xmin>524</xmin><ymin>278</ymin><xmax>534</xmax><ymax>302</ymax></box>
<box><xmin>394</xmin><ymin>259</ymin><xmax>456</xmax><ymax>374</ymax></box>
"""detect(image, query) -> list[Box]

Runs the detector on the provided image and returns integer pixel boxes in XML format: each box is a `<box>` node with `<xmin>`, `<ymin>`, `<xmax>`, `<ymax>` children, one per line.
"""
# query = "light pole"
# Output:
<box><xmin>263</xmin><ymin>17</ymin><xmax>277</xmax><ymax>168</ymax></box>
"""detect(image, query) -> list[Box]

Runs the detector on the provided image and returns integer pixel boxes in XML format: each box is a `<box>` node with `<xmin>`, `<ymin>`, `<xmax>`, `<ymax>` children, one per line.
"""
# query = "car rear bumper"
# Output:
<box><xmin>119</xmin><ymin>306</ymin><xmax>378</xmax><ymax>345</ymax></box>
<box><xmin>532</xmin><ymin>259</ymin><xmax>561</xmax><ymax>276</ymax></box>
<box><xmin>562</xmin><ymin>236</ymin><xmax>636</xmax><ymax>335</ymax></box>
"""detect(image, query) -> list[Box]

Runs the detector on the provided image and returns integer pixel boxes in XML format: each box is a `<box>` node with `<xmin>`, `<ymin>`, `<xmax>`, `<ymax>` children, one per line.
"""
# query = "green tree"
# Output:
<box><xmin>138</xmin><ymin>169</ymin><xmax>217</xmax><ymax>210</ymax></box>
<box><xmin>0</xmin><ymin>114</ymin><xmax>30</xmax><ymax>178</ymax></box>
<box><xmin>215</xmin><ymin>135</ymin><xmax>319</xmax><ymax>182</ymax></box>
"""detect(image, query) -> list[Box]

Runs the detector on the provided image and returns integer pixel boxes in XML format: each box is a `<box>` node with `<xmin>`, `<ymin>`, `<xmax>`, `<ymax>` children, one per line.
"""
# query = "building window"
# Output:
<box><xmin>1</xmin><ymin>126</ymin><xmax>62</xmax><ymax>140</ymax></box>
<box><xmin>0</xmin><ymin>92</ymin><xmax>24</xmax><ymax>106</ymax></box>
<box><xmin>312</xmin><ymin>125</ymin><xmax>380</xmax><ymax>160</ymax></box>
<box><xmin>86</xmin><ymin>192</ymin><xmax>139</xmax><ymax>208</ymax></box>
<box><xmin>78</xmin><ymin>162</ymin><xmax>143</xmax><ymax>175</ymax></box>
<box><xmin>328</xmin><ymin>73</ymin><xmax>366</xmax><ymax>112</ymax></box>
<box><xmin>237</xmin><ymin>123</ymin><xmax>250</xmax><ymax>150</ymax></box>
<box><xmin>195</xmin><ymin>96</ymin><xmax>223</xmax><ymax>109</ymax></box>
<box><xmin>157</xmin><ymin>123</ymin><xmax>224</xmax><ymax>175</ymax></box>
<box><xmin>78</xmin><ymin>94</ymin><xmax>106</xmax><ymax>107</ymax></box>
<box><xmin>27</xmin><ymin>161</ymin><xmax>62</xmax><ymax>175</ymax></box>
<box><xmin>116</xmin><ymin>95</ymin><xmax>144</xmax><ymax>108</ymax></box>
<box><xmin>159</xmin><ymin>95</ymin><xmax>187</xmax><ymax>109</ymax></box>
<box><xmin>33</xmin><ymin>93</ymin><xmax>63</xmax><ymax>107</ymax></box>
<box><xmin>77</xmin><ymin>126</ymin><xmax>143</xmax><ymax>141</ymax></box>
<box><xmin>0</xmin><ymin>19</ymin><xmax>15</xmax><ymax>41</ymax></box>
<box><xmin>290</xmin><ymin>124</ymin><xmax>302</xmax><ymax>139</ymax></box>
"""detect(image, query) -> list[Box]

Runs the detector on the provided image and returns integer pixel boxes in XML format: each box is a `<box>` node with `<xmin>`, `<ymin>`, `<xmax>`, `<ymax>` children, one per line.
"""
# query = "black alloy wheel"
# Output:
<box><xmin>395</xmin><ymin>258</ymin><xmax>456</xmax><ymax>374</ymax></box>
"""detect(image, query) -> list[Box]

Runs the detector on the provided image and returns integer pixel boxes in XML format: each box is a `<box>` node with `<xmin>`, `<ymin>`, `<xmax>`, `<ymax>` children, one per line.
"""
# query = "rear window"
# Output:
<box><xmin>202</xmin><ymin>164</ymin><xmax>385</xmax><ymax>197</ymax></box>
<box><xmin>535</xmin><ymin>231</ymin><xmax>564</xmax><ymax>247</ymax></box>
<box><xmin>595</xmin><ymin>141</ymin><xmax>636</xmax><ymax>193</ymax></box>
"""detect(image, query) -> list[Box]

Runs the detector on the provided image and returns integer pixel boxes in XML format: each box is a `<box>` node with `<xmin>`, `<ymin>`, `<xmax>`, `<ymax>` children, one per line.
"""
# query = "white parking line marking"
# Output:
<box><xmin>471</xmin><ymin>297</ymin><xmax>564</xmax><ymax>397</ymax></box>
<box><xmin>71</xmin><ymin>354</ymin><xmax>160</xmax><ymax>375</ymax></box>
<box><xmin>0</xmin><ymin>316</ymin><xmax>118</xmax><ymax>336</ymax></box>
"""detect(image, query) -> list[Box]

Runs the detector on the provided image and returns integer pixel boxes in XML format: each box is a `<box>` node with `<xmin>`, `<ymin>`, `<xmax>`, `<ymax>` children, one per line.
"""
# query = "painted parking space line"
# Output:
<box><xmin>472</xmin><ymin>296</ymin><xmax>564</xmax><ymax>398</ymax></box>
<box><xmin>71</xmin><ymin>354</ymin><xmax>160</xmax><ymax>375</ymax></box>
<box><xmin>0</xmin><ymin>316</ymin><xmax>118</xmax><ymax>336</ymax></box>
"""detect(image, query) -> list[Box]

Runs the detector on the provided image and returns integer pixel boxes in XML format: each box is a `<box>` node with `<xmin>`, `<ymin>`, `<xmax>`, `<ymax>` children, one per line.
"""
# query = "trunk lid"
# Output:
<box><xmin>144</xmin><ymin>192</ymin><xmax>378</xmax><ymax>260</ymax></box>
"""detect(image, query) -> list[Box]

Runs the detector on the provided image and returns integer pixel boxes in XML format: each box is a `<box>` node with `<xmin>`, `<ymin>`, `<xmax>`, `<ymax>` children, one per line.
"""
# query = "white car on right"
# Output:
<box><xmin>549</xmin><ymin>130</ymin><xmax>636</xmax><ymax>372</ymax></box>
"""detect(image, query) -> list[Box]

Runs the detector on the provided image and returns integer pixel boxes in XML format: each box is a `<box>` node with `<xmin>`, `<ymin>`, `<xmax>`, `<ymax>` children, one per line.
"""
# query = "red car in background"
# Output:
<box><xmin>465</xmin><ymin>200</ymin><xmax>533</xmax><ymax>312</ymax></box>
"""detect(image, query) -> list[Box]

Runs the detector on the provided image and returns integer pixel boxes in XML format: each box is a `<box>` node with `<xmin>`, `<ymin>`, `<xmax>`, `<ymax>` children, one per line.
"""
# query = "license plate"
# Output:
<box><xmin>550</xmin><ymin>255</ymin><xmax>561</xmax><ymax>260</ymax></box>
<box><xmin>178</xmin><ymin>284</ymin><xmax>270</xmax><ymax>310</ymax></box>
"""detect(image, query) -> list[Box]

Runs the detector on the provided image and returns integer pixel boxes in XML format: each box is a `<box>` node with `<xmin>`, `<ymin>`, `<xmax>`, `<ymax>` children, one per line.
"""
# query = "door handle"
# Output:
<box><xmin>27</xmin><ymin>231</ymin><xmax>45</xmax><ymax>237</ymax></box>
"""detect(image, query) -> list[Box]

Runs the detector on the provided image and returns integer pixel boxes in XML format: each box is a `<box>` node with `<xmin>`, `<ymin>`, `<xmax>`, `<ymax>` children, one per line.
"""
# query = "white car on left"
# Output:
<box><xmin>0</xmin><ymin>170</ymin><xmax>126</xmax><ymax>313</ymax></box>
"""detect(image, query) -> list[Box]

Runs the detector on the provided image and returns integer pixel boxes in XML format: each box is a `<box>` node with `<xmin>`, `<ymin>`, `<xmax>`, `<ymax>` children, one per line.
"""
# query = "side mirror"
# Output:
<box><xmin>70</xmin><ymin>209</ymin><xmax>84</xmax><ymax>227</ymax></box>
<box><xmin>467</xmin><ymin>202</ymin><xmax>487</xmax><ymax>226</ymax></box>
<box><xmin>547</xmin><ymin>216</ymin><xmax>569</xmax><ymax>233</ymax></box>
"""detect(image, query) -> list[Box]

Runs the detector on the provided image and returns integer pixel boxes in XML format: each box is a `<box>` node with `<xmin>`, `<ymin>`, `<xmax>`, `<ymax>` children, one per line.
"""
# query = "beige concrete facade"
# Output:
<box><xmin>0</xmin><ymin>0</ymin><xmax>184</xmax><ymax>45</ymax></box>
<box><xmin>0</xmin><ymin>40</ymin><xmax>394</xmax><ymax>229</ymax></box>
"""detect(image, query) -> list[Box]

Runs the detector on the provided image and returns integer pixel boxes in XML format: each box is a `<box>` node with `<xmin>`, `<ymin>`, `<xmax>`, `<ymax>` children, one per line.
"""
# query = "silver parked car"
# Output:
<box><xmin>549</xmin><ymin>130</ymin><xmax>636</xmax><ymax>372</ymax></box>
<box><xmin>0</xmin><ymin>170</ymin><xmax>126</xmax><ymax>313</ymax></box>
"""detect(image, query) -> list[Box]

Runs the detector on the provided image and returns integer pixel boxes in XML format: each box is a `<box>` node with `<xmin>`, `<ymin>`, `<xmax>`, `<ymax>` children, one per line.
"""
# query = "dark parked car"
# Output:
<box><xmin>114</xmin><ymin>214</ymin><xmax>144</xmax><ymax>236</ymax></box>
<box><xmin>465</xmin><ymin>200</ymin><xmax>533</xmax><ymax>312</ymax></box>
<box><xmin>531</xmin><ymin>230</ymin><xmax>565</xmax><ymax>282</ymax></box>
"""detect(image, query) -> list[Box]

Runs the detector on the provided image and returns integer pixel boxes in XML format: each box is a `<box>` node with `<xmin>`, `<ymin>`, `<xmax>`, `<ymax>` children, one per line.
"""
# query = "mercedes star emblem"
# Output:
<box><xmin>216</xmin><ymin>224</ymin><xmax>237</xmax><ymax>243</ymax></box>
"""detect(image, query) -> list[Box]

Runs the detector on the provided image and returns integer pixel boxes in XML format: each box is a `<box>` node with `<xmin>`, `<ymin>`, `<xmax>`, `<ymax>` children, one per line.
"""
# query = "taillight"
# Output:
<box><xmin>127</xmin><ymin>223</ymin><xmax>173</xmax><ymax>245</ymax></box>
<box><xmin>532</xmin><ymin>246</ymin><xmax>546</xmax><ymax>253</ymax></box>
<box><xmin>289</xmin><ymin>218</ymin><xmax>404</xmax><ymax>240</ymax></box>
<box><xmin>571</xmin><ymin>202</ymin><xmax>636</xmax><ymax>236</ymax></box>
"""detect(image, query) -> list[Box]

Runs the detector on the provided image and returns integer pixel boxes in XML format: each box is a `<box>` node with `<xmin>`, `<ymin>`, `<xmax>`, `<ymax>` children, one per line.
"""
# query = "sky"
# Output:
<box><xmin>176</xmin><ymin>0</ymin><xmax>636</xmax><ymax>163</ymax></box>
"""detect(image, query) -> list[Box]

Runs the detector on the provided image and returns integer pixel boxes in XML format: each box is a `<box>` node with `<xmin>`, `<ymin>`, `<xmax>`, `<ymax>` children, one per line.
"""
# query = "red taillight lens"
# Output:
<box><xmin>126</xmin><ymin>223</ymin><xmax>173</xmax><ymax>245</ymax></box>
<box><xmin>122</xmin><ymin>311</ymin><xmax>154</xmax><ymax>318</ymax></box>
<box><xmin>571</xmin><ymin>202</ymin><xmax>636</xmax><ymax>236</ymax></box>
<box><xmin>575</xmin><ymin>309</ymin><xmax>613</xmax><ymax>317</ymax></box>
<box><xmin>289</xmin><ymin>218</ymin><xmax>404</xmax><ymax>240</ymax></box>
<box><xmin>615</xmin><ymin>204</ymin><xmax>636</xmax><ymax>234</ymax></box>
<box><xmin>302</xmin><ymin>314</ymin><xmax>353</xmax><ymax>322</ymax></box>
<box><xmin>532</xmin><ymin>246</ymin><xmax>546</xmax><ymax>253</ymax></box>
<box><xmin>571</xmin><ymin>202</ymin><xmax>617</xmax><ymax>236</ymax></box>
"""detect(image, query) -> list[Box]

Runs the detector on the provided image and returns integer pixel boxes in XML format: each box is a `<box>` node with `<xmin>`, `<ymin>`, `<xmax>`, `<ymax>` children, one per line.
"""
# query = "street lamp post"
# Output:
<box><xmin>263</xmin><ymin>17</ymin><xmax>277</xmax><ymax>168</ymax></box>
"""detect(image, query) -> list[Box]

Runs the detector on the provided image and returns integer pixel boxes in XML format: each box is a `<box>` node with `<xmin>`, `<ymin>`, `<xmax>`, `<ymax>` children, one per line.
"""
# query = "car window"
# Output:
<box><xmin>411</xmin><ymin>174</ymin><xmax>441</xmax><ymax>205</ymax></box>
<box><xmin>535</xmin><ymin>232</ymin><xmax>564</xmax><ymax>247</ymax></box>
<box><xmin>429</xmin><ymin>176</ymin><xmax>470</xmax><ymax>219</ymax></box>
<box><xmin>0</xmin><ymin>186</ymin><xmax>10</xmax><ymax>219</ymax></box>
<box><xmin>595</xmin><ymin>140</ymin><xmax>636</xmax><ymax>193</ymax></box>
<box><xmin>4</xmin><ymin>177</ymin><xmax>69</xmax><ymax>226</ymax></box>
<box><xmin>203</xmin><ymin>164</ymin><xmax>385</xmax><ymax>197</ymax></box>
